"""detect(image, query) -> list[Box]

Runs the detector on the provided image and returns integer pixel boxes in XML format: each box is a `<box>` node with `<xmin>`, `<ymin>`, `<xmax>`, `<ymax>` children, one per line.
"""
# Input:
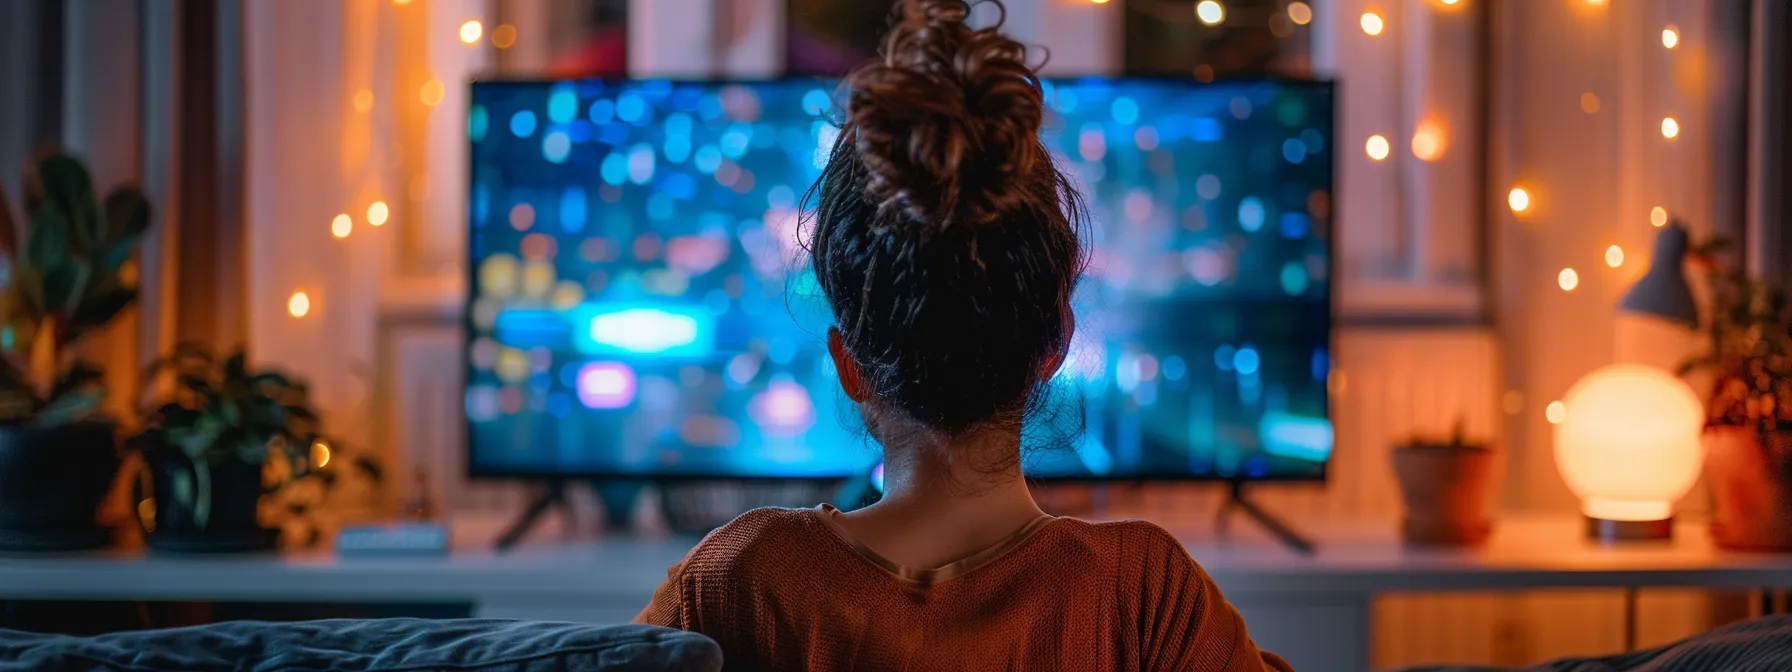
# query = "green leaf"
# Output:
<box><xmin>24</xmin><ymin>208</ymin><xmax>69</xmax><ymax>270</ymax></box>
<box><xmin>29</xmin><ymin>389</ymin><xmax>104</xmax><ymax>427</ymax></box>
<box><xmin>101</xmin><ymin>187</ymin><xmax>150</xmax><ymax>241</ymax></box>
<box><xmin>67</xmin><ymin>287</ymin><xmax>135</xmax><ymax>336</ymax></box>
<box><xmin>39</xmin><ymin>260</ymin><xmax>91</xmax><ymax>314</ymax></box>
<box><xmin>95</xmin><ymin>236</ymin><xmax>140</xmax><ymax>275</ymax></box>
<box><xmin>35</xmin><ymin>155</ymin><xmax>97</xmax><ymax>255</ymax></box>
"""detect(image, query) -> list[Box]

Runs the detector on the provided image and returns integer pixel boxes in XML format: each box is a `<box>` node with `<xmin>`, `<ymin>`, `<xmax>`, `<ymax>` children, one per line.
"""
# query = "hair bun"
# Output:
<box><xmin>845</xmin><ymin>0</ymin><xmax>1046</xmax><ymax>229</ymax></box>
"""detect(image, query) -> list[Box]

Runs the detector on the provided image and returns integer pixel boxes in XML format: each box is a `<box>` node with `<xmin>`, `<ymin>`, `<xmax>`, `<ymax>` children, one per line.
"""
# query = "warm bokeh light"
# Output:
<box><xmin>1585</xmin><ymin>0</ymin><xmax>1607</xmax><ymax>5</ymax></box>
<box><xmin>367</xmin><ymin>201</ymin><xmax>390</xmax><ymax>227</ymax></box>
<box><xmin>1440</xmin><ymin>0</ymin><xmax>1460</xmax><ymax>4</ymax></box>
<box><xmin>312</xmin><ymin>440</ymin><xmax>332</xmax><ymax>468</ymax></box>
<box><xmin>1508</xmin><ymin>187</ymin><xmax>1531</xmax><ymax>213</ymax></box>
<box><xmin>492</xmin><ymin>24</ymin><xmax>518</xmax><ymax>48</ymax></box>
<box><xmin>1365</xmin><ymin>135</ymin><xmax>1391</xmax><ymax>161</ymax></box>
<box><xmin>1288</xmin><ymin>2</ymin><xmax>1313</xmax><ymax>24</ymax></box>
<box><xmin>1650</xmin><ymin>206</ymin><xmax>1669</xmax><ymax>227</ymax></box>
<box><xmin>1661</xmin><ymin>117</ymin><xmax>1679</xmax><ymax>139</ymax></box>
<box><xmin>1360</xmin><ymin>12</ymin><xmax>1385</xmax><ymax>36</ymax></box>
<box><xmin>288</xmin><ymin>291</ymin><xmax>311</xmax><ymax>318</ymax></box>
<box><xmin>1196</xmin><ymin>1</ymin><xmax>1225</xmax><ymax>25</ymax></box>
<box><xmin>353</xmin><ymin>90</ymin><xmax>373</xmax><ymax>114</ymax></box>
<box><xmin>331</xmin><ymin>214</ymin><xmax>352</xmax><ymax>239</ymax></box>
<box><xmin>420</xmin><ymin>79</ymin><xmax>445</xmax><ymax>106</ymax></box>
<box><xmin>1580</xmin><ymin>92</ymin><xmax>1600</xmax><ymax>114</ymax></box>
<box><xmin>1558</xmin><ymin>268</ymin><xmax>1580</xmax><ymax>291</ymax></box>
<box><xmin>1545</xmin><ymin>400</ymin><xmax>1566</xmax><ymax>424</ymax></box>
<box><xmin>459</xmin><ymin>20</ymin><xmax>483</xmax><ymax>45</ymax></box>
<box><xmin>1411</xmin><ymin>121</ymin><xmax>1445</xmax><ymax>161</ymax></box>
<box><xmin>393</xmin><ymin>0</ymin><xmax>411</xmax><ymax>4</ymax></box>
<box><xmin>1605</xmin><ymin>245</ymin><xmax>1624</xmax><ymax>268</ymax></box>
<box><xmin>1662</xmin><ymin>26</ymin><xmax>1679</xmax><ymax>49</ymax></box>
<box><xmin>1091</xmin><ymin>0</ymin><xmax>1110</xmax><ymax>3</ymax></box>
<box><xmin>1554</xmin><ymin>364</ymin><xmax>1703</xmax><ymax>522</ymax></box>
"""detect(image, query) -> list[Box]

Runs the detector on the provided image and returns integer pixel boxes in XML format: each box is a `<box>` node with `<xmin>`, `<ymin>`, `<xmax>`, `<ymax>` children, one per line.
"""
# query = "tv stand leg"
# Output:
<box><xmin>495</xmin><ymin>480</ymin><xmax>573</xmax><ymax>552</ymax></box>
<box><xmin>1218</xmin><ymin>481</ymin><xmax>1316</xmax><ymax>555</ymax></box>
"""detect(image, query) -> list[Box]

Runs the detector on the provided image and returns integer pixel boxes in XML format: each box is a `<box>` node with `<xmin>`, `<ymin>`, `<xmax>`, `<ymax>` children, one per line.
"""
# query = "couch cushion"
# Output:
<box><xmin>0</xmin><ymin>619</ymin><xmax>722</xmax><ymax>672</ymax></box>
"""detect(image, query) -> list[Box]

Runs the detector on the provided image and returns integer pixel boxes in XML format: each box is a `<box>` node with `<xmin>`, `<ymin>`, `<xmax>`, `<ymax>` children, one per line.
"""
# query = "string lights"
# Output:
<box><xmin>1605</xmin><ymin>245</ymin><xmax>1625</xmax><ymax>268</ymax></box>
<box><xmin>1558</xmin><ymin>268</ymin><xmax>1580</xmax><ymax>292</ymax></box>
<box><xmin>367</xmin><ymin>201</ymin><xmax>391</xmax><ymax>227</ymax></box>
<box><xmin>1287</xmin><ymin>2</ymin><xmax>1312</xmax><ymax>25</ymax></box>
<box><xmin>1365</xmin><ymin>135</ymin><xmax>1391</xmax><ymax>161</ymax></box>
<box><xmin>331</xmin><ymin>214</ymin><xmax>353</xmax><ymax>239</ymax></box>
<box><xmin>1660</xmin><ymin>117</ymin><xmax>1680</xmax><ymax>139</ymax></box>
<box><xmin>459</xmin><ymin>20</ymin><xmax>484</xmax><ymax>45</ymax></box>
<box><xmin>1661</xmin><ymin>26</ymin><xmax>1679</xmax><ymax>49</ymax></box>
<box><xmin>288</xmin><ymin>291</ymin><xmax>312</xmax><ymax>318</ymax></box>
<box><xmin>1360</xmin><ymin>12</ymin><xmax>1385</xmax><ymax>37</ymax></box>
<box><xmin>1508</xmin><ymin>188</ymin><xmax>1532</xmax><ymax>213</ymax></box>
<box><xmin>1195</xmin><ymin>1</ymin><xmax>1225</xmax><ymax>26</ymax></box>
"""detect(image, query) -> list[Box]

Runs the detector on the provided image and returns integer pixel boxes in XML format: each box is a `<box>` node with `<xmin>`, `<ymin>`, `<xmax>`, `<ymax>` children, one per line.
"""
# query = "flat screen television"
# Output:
<box><xmin>466</xmin><ymin>77</ymin><xmax>1334</xmax><ymax>481</ymax></box>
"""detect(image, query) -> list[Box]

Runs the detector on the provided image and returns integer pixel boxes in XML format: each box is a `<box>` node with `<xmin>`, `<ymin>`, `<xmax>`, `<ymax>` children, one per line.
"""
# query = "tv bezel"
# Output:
<box><xmin>463</xmin><ymin>75</ymin><xmax>1338</xmax><ymax>484</ymax></box>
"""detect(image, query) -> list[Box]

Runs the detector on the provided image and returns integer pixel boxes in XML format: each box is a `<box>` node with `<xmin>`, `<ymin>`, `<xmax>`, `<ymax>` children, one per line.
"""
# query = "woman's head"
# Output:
<box><xmin>807</xmin><ymin>0</ymin><xmax>1086</xmax><ymax>444</ymax></box>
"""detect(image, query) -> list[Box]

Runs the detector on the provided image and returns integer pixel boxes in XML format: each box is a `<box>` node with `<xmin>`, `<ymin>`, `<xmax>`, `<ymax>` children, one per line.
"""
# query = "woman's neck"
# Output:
<box><xmin>842</xmin><ymin>418</ymin><xmax>1048</xmax><ymax>565</ymax></box>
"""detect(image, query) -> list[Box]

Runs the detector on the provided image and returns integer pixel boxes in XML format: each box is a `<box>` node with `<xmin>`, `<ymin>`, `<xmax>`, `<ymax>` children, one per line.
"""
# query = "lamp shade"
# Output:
<box><xmin>1554</xmin><ymin>364</ymin><xmax>1703</xmax><ymax>525</ymax></box>
<box><xmin>1618</xmin><ymin>222</ymin><xmax>1698</xmax><ymax>327</ymax></box>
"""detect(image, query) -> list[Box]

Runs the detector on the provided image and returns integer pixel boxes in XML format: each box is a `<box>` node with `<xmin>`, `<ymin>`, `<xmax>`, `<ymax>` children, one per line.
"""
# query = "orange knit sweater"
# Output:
<box><xmin>636</xmin><ymin>506</ymin><xmax>1293</xmax><ymax>671</ymax></box>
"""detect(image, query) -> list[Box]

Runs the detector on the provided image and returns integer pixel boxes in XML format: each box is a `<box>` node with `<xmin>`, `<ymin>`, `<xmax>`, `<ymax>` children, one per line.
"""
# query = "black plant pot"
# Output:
<box><xmin>0</xmin><ymin>422</ymin><xmax>120</xmax><ymax>551</ymax></box>
<box><xmin>143</xmin><ymin>455</ymin><xmax>276</xmax><ymax>553</ymax></box>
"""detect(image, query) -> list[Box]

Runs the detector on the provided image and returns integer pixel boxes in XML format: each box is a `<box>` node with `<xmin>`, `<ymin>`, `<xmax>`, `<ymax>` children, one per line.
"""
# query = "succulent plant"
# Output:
<box><xmin>1401</xmin><ymin>417</ymin><xmax>1485</xmax><ymax>451</ymax></box>
<box><xmin>129</xmin><ymin>344</ymin><xmax>322</xmax><ymax>530</ymax></box>
<box><xmin>0</xmin><ymin>153</ymin><xmax>149</xmax><ymax>426</ymax></box>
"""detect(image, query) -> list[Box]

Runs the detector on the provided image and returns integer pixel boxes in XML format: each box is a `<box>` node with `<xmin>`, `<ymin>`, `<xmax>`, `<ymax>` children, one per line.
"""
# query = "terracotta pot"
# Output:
<box><xmin>1703</xmin><ymin>426</ymin><xmax>1792</xmax><ymax>551</ymax></box>
<box><xmin>1392</xmin><ymin>445</ymin><xmax>1496</xmax><ymax>546</ymax></box>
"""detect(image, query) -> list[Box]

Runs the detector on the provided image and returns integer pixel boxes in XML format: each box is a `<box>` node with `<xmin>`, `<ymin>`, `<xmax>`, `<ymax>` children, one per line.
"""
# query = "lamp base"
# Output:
<box><xmin>1586</xmin><ymin>516</ymin><xmax>1674</xmax><ymax>543</ymax></box>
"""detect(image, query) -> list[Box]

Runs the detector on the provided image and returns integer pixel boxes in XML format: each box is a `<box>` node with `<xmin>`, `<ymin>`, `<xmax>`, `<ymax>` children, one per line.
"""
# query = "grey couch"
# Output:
<box><xmin>0</xmin><ymin>619</ymin><xmax>721</xmax><ymax>672</ymax></box>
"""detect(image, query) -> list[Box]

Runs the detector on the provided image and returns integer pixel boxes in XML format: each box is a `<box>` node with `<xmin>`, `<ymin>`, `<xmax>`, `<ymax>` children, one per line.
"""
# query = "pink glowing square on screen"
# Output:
<box><xmin>577</xmin><ymin>362</ymin><xmax>637</xmax><ymax>410</ymax></box>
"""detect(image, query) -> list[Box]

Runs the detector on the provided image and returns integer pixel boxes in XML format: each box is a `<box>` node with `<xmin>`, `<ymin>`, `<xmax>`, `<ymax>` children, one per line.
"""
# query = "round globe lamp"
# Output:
<box><xmin>1553</xmin><ymin>364</ymin><xmax>1703</xmax><ymax>542</ymax></box>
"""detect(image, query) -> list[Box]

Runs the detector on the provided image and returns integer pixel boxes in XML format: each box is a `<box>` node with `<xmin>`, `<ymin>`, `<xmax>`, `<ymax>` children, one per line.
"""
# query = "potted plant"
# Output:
<box><xmin>128</xmin><ymin>344</ymin><xmax>322</xmax><ymax>552</ymax></box>
<box><xmin>1391</xmin><ymin>419</ymin><xmax>1496</xmax><ymax>546</ymax></box>
<box><xmin>0</xmin><ymin>154</ymin><xmax>150</xmax><ymax>551</ymax></box>
<box><xmin>1678</xmin><ymin>262</ymin><xmax>1792</xmax><ymax>551</ymax></box>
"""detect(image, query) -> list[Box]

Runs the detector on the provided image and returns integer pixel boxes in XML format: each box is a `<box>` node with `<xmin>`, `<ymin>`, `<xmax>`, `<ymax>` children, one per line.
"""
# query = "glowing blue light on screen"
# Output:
<box><xmin>469</xmin><ymin>105</ymin><xmax>489</xmax><ymax>142</ymax></box>
<box><xmin>698</xmin><ymin>94</ymin><xmax>723</xmax><ymax>121</ymax></box>
<box><xmin>1311</xmin><ymin>348</ymin><xmax>1330</xmax><ymax>381</ymax></box>
<box><xmin>664</xmin><ymin>112</ymin><xmax>693</xmax><ymax>137</ymax></box>
<box><xmin>767</xmin><ymin>185</ymin><xmax>796</xmax><ymax>210</ymax></box>
<box><xmin>547</xmin><ymin>83</ymin><xmax>580</xmax><ymax>124</ymax></box>
<box><xmin>542</xmin><ymin>130</ymin><xmax>571</xmax><ymax>163</ymax></box>
<box><xmin>1300</xmin><ymin>128</ymin><xmax>1325</xmax><ymax>154</ymax></box>
<box><xmin>627</xmin><ymin>143</ymin><xmax>657</xmax><ymax>185</ymax></box>
<box><xmin>1057</xmin><ymin>89</ymin><xmax>1079</xmax><ymax>113</ymax></box>
<box><xmin>572</xmin><ymin>305</ymin><xmax>713</xmax><ymax>357</ymax></box>
<box><xmin>1233</xmin><ymin>346</ymin><xmax>1261</xmax><ymax>376</ymax></box>
<box><xmin>720</xmin><ymin>124</ymin><xmax>752</xmax><ymax>159</ymax></box>
<box><xmin>616</xmin><ymin>93</ymin><xmax>646</xmax><ymax>124</ymax></box>
<box><xmin>1111</xmin><ymin>96</ymin><xmax>1139</xmax><ymax>125</ymax></box>
<box><xmin>510</xmin><ymin>110</ymin><xmax>538</xmax><ymax>138</ymax></box>
<box><xmin>1279</xmin><ymin>213</ymin><xmax>1310</xmax><ymax>239</ymax></box>
<box><xmin>588</xmin><ymin>99</ymin><xmax>615</xmax><ymax>125</ymax></box>
<box><xmin>694</xmin><ymin>146</ymin><xmax>723</xmax><ymax>174</ymax></box>
<box><xmin>1162</xmin><ymin>355</ymin><xmax>1187</xmax><ymax>381</ymax></box>
<box><xmin>1077</xmin><ymin>436</ymin><xmax>1115</xmax><ymax>475</ymax></box>
<box><xmin>1260</xmin><ymin>413</ymin><xmax>1334</xmax><ymax>462</ymax></box>
<box><xmin>559</xmin><ymin>188</ymin><xmax>588</xmax><ymax>233</ymax></box>
<box><xmin>1215</xmin><ymin>344</ymin><xmax>1237</xmax><ymax>372</ymax></box>
<box><xmin>1282</xmin><ymin>138</ymin><xmax>1308</xmax><ymax>164</ymax></box>
<box><xmin>647</xmin><ymin>193</ymin><xmax>675</xmax><ymax>221</ymax></box>
<box><xmin>662</xmin><ymin>173</ymin><xmax>697</xmax><ymax>200</ymax></box>
<box><xmin>1191</xmin><ymin>117</ymin><xmax>1223</xmax><ymax>142</ymax></box>
<box><xmin>1238</xmin><ymin>197</ymin><xmax>1266</xmax><ymax>233</ymax></box>
<box><xmin>1280</xmin><ymin>262</ymin><xmax>1309</xmax><ymax>296</ymax></box>
<box><xmin>802</xmin><ymin>89</ymin><xmax>831</xmax><ymax>116</ymax></box>
<box><xmin>600</xmin><ymin>152</ymin><xmax>629</xmax><ymax>185</ymax></box>
<box><xmin>665</xmin><ymin>136</ymin><xmax>692</xmax><ymax>163</ymax></box>
<box><xmin>814</xmin><ymin>123</ymin><xmax>841</xmax><ymax>169</ymax></box>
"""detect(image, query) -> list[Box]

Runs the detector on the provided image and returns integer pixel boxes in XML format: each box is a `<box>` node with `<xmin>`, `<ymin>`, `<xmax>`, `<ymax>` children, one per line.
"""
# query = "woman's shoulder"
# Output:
<box><xmin>1045</xmin><ymin>517</ymin><xmax>1203</xmax><ymax>575</ymax></box>
<box><xmin>679</xmin><ymin>506</ymin><xmax>829</xmax><ymax>579</ymax></box>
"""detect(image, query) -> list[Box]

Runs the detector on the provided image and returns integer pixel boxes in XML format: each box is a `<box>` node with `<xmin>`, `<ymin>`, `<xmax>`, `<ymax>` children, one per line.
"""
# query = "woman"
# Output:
<box><xmin>638</xmin><ymin>1</ymin><xmax>1291</xmax><ymax>669</ymax></box>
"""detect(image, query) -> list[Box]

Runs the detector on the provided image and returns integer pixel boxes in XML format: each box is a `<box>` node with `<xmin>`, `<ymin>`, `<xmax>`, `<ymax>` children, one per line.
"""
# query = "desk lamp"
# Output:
<box><xmin>1554</xmin><ymin>220</ymin><xmax>1704</xmax><ymax>542</ymax></box>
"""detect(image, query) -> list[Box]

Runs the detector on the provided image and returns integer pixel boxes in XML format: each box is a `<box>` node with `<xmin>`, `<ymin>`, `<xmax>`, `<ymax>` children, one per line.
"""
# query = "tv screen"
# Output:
<box><xmin>466</xmin><ymin>77</ymin><xmax>1333</xmax><ymax>481</ymax></box>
